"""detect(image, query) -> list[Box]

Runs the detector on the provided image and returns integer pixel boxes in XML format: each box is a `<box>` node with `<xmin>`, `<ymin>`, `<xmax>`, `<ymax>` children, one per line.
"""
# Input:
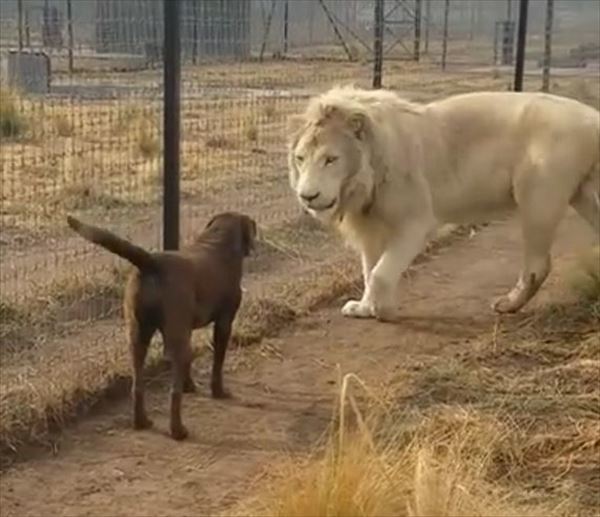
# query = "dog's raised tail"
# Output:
<box><xmin>67</xmin><ymin>216</ymin><xmax>156</xmax><ymax>271</ymax></box>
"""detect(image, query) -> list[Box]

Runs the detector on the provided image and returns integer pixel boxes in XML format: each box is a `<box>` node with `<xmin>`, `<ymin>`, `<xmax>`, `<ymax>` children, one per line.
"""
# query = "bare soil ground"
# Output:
<box><xmin>1</xmin><ymin>212</ymin><xmax>596</xmax><ymax>517</ymax></box>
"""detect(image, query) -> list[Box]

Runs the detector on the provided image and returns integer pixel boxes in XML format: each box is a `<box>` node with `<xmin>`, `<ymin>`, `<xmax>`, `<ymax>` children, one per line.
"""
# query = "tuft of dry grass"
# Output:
<box><xmin>568</xmin><ymin>246</ymin><xmax>600</xmax><ymax>301</ymax></box>
<box><xmin>0</xmin><ymin>87</ymin><xmax>27</xmax><ymax>138</ymax></box>
<box><xmin>53</xmin><ymin>114</ymin><xmax>74</xmax><ymax>137</ymax></box>
<box><xmin>205</xmin><ymin>134</ymin><xmax>235</xmax><ymax>149</ymax></box>
<box><xmin>263</xmin><ymin>104</ymin><xmax>276</xmax><ymax>120</ymax></box>
<box><xmin>238</xmin><ymin>375</ymin><xmax>571</xmax><ymax>517</ymax></box>
<box><xmin>58</xmin><ymin>184</ymin><xmax>132</xmax><ymax>212</ymax></box>
<box><xmin>244</xmin><ymin>122</ymin><xmax>259</xmax><ymax>142</ymax></box>
<box><xmin>0</xmin><ymin>268</ymin><xmax>130</xmax><ymax>457</ymax></box>
<box><xmin>137</xmin><ymin>126</ymin><xmax>160</xmax><ymax>159</ymax></box>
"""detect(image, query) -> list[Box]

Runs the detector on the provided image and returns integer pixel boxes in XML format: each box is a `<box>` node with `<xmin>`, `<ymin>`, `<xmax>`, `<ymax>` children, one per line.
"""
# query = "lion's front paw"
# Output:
<box><xmin>341</xmin><ymin>300</ymin><xmax>374</xmax><ymax>319</ymax></box>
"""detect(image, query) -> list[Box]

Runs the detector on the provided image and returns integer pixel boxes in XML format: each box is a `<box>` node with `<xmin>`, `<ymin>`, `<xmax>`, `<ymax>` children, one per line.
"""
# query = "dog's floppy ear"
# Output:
<box><xmin>239</xmin><ymin>217</ymin><xmax>257</xmax><ymax>257</ymax></box>
<box><xmin>229</xmin><ymin>216</ymin><xmax>257</xmax><ymax>257</ymax></box>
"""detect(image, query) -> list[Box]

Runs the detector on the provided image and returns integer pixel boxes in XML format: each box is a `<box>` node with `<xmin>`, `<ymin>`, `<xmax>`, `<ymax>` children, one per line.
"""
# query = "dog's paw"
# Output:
<box><xmin>341</xmin><ymin>300</ymin><xmax>374</xmax><ymax>319</ymax></box>
<box><xmin>183</xmin><ymin>378</ymin><xmax>197</xmax><ymax>394</ymax></box>
<box><xmin>133</xmin><ymin>416</ymin><xmax>153</xmax><ymax>430</ymax></box>
<box><xmin>170</xmin><ymin>424</ymin><xmax>189</xmax><ymax>441</ymax></box>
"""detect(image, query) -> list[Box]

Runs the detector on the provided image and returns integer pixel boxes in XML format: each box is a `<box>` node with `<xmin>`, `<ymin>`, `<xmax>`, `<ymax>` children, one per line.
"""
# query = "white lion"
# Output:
<box><xmin>287</xmin><ymin>86</ymin><xmax>600</xmax><ymax>321</ymax></box>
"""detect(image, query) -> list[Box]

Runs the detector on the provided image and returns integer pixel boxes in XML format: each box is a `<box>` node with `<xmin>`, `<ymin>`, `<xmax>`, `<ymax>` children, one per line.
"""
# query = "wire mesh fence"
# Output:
<box><xmin>1</xmin><ymin>0</ymin><xmax>599</xmax><ymax>325</ymax></box>
<box><xmin>0</xmin><ymin>0</ymin><xmax>598</xmax><ymax>449</ymax></box>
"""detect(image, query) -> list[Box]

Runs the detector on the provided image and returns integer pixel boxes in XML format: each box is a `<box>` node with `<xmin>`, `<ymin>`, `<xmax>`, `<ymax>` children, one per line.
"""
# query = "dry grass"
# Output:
<box><xmin>238</xmin><ymin>378</ymin><xmax>573</xmax><ymax>517</ymax></box>
<box><xmin>568</xmin><ymin>246</ymin><xmax>600</xmax><ymax>301</ymax></box>
<box><xmin>237</xmin><ymin>254</ymin><xmax>600</xmax><ymax>517</ymax></box>
<box><xmin>0</xmin><ymin>95</ymin><xmax>295</xmax><ymax>232</ymax></box>
<box><xmin>205</xmin><ymin>135</ymin><xmax>236</xmax><ymax>149</ymax></box>
<box><xmin>53</xmin><ymin>114</ymin><xmax>74</xmax><ymax>137</ymax></box>
<box><xmin>0</xmin><ymin>87</ymin><xmax>27</xmax><ymax>138</ymax></box>
<box><xmin>244</xmin><ymin>122</ymin><xmax>259</xmax><ymax>143</ymax></box>
<box><xmin>136</xmin><ymin>125</ymin><xmax>160</xmax><ymax>159</ymax></box>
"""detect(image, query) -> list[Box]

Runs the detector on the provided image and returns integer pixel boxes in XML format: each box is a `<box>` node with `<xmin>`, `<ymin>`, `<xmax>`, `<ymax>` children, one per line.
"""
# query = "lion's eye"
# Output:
<box><xmin>295</xmin><ymin>155</ymin><xmax>305</xmax><ymax>163</ymax></box>
<box><xmin>324</xmin><ymin>156</ymin><xmax>338</xmax><ymax>166</ymax></box>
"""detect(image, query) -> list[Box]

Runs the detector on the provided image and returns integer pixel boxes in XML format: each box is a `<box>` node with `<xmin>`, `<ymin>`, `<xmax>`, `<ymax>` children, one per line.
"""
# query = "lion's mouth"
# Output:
<box><xmin>309</xmin><ymin>198</ymin><xmax>337</xmax><ymax>212</ymax></box>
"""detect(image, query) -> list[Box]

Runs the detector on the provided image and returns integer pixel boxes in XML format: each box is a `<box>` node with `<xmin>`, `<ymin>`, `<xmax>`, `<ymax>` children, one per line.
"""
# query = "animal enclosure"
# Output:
<box><xmin>0</xmin><ymin>0</ymin><xmax>599</xmax><ymax>502</ymax></box>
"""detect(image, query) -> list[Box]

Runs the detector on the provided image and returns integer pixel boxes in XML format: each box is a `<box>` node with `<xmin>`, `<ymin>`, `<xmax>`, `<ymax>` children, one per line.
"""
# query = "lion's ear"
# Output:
<box><xmin>348</xmin><ymin>112</ymin><xmax>368</xmax><ymax>140</ymax></box>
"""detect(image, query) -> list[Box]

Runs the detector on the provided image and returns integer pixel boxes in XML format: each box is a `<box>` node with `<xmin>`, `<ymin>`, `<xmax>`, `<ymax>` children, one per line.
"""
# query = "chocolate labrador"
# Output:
<box><xmin>67</xmin><ymin>212</ymin><xmax>257</xmax><ymax>440</ymax></box>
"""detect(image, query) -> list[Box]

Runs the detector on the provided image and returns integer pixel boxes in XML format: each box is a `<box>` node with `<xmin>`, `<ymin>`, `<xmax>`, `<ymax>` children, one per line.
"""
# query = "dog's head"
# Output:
<box><xmin>205</xmin><ymin>212</ymin><xmax>257</xmax><ymax>257</ymax></box>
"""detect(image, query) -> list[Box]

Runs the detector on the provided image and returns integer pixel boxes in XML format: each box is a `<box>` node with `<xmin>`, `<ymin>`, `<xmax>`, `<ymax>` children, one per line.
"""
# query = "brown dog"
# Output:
<box><xmin>67</xmin><ymin>212</ymin><xmax>257</xmax><ymax>440</ymax></box>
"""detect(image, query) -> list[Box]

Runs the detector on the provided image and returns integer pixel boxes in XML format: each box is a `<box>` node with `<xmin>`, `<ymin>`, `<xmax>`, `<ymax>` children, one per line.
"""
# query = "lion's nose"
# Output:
<box><xmin>300</xmin><ymin>191</ymin><xmax>320</xmax><ymax>202</ymax></box>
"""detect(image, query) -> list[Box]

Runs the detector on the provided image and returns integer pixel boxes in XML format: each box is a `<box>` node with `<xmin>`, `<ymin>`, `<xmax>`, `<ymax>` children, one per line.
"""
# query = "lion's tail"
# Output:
<box><xmin>67</xmin><ymin>216</ymin><xmax>156</xmax><ymax>271</ymax></box>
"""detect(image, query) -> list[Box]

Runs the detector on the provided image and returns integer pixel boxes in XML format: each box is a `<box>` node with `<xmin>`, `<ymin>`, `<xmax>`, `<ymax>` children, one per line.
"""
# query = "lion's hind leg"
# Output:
<box><xmin>493</xmin><ymin>159</ymin><xmax>572</xmax><ymax>313</ymax></box>
<box><xmin>570</xmin><ymin>165</ymin><xmax>600</xmax><ymax>238</ymax></box>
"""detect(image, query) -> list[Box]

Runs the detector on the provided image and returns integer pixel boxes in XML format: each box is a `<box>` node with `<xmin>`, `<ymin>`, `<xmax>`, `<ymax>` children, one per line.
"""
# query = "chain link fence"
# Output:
<box><xmin>0</xmin><ymin>0</ymin><xmax>598</xmax><ymax>451</ymax></box>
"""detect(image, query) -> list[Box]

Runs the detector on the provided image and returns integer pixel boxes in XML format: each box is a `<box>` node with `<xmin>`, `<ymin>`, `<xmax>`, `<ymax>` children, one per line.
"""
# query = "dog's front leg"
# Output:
<box><xmin>368</xmin><ymin>220</ymin><xmax>433</xmax><ymax>322</ymax></box>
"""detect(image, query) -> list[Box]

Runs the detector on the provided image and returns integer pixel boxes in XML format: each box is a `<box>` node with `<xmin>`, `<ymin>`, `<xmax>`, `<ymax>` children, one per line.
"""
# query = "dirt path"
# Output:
<box><xmin>0</xmin><ymin>213</ymin><xmax>595</xmax><ymax>517</ymax></box>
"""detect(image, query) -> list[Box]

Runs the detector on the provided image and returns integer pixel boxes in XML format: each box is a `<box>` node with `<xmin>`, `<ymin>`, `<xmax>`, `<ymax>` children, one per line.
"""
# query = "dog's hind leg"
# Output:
<box><xmin>162</xmin><ymin>326</ymin><xmax>192</xmax><ymax>441</ymax></box>
<box><xmin>128</xmin><ymin>318</ymin><xmax>156</xmax><ymax>430</ymax></box>
<box><xmin>211</xmin><ymin>312</ymin><xmax>235</xmax><ymax>399</ymax></box>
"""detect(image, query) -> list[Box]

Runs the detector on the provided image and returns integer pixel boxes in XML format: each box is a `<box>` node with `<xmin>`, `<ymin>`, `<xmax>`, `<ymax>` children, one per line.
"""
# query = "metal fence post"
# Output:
<box><xmin>424</xmin><ymin>0</ymin><xmax>431</xmax><ymax>54</ymax></box>
<box><xmin>283</xmin><ymin>0</ymin><xmax>289</xmax><ymax>55</ymax></box>
<box><xmin>66</xmin><ymin>0</ymin><xmax>74</xmax><ymax>74</ymax></box>
<box><xmin>414</xmin><ymin>0</ymin><xmax>421</xmax><ymax>62</ymax></box>
<box><xmin>542</xmin><ymin>0</ymin><xmax>554</xmax><ymax>92</ymax></box>
<box><xmin>442</xmin><ymin>0</ymin><xmax>450</xmax><ymax>71</ymax></box>
<box><xmin>513</xmin><ymin>0</ymin><xmax>529</xmax><ymax>92</ymax></box>
<box><xmin>17</xmin><ymin>0</ymin><xmax>23</xmax><ymax>51</ymax></box>
<box><xmin>163</xmin><ymin>0</ymin><xmax>181</xmax><ymax>251</ymax></box>
<box><xmin>373</xmin><ymin>0</ymin><xmax>384</xmax><ymax>88</ymax></box>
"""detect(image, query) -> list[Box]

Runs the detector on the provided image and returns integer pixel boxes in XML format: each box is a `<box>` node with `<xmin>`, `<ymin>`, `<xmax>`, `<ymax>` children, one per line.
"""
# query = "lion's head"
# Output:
<box><xmin>287</xmin><ymin>100</ymin><xmax>376</xmax><ymax>224</ymax></box>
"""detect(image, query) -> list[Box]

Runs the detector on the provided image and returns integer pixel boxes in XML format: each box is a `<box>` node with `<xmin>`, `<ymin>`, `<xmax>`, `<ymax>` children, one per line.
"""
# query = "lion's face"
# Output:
<box><xmin>288</xmin><ymin>108</ymin><xmax>372</xmax><ymax>223</ymax></box>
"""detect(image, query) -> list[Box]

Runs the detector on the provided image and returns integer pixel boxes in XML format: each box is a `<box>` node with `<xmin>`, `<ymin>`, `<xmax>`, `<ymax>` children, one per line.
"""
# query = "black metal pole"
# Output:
<box><xmin>373</xmin><ymin>0</ymin><xmax>384</xmax><ymax>88</ymax></box>
<box><xmin>25</xmin><ymin>8</ymin><xmax>30</xmax><ymax>48</ymax></box>
<box><xmin>17</xmin><ymin>0</ymin><xmax>23</xmax><ymax>51</ymax></box>
<box><xmin>424</xmin><ymin>0</ymin><xmax>431</xmax><ymax>54</ymax></box>
<box><xmin>283</xmin><ymin>0</ymin><xmax>289</xmax><ymax>55</ymax></box>
<box><xmin>513</xmin><ymin>0</ymin><xmax>529</xmax><ymax>92</ymax></box>
<box><xmin>413</xmin><ymin>0</ymin><xmax>421</xmax><ymax>62</ymax></box>
<box><xmin>442</xmin><ymin>0</ymin><xmax>450</xmax><ymax>71</ymax></box>
<box><xmin>66</xmin><ymin>0</ymin><xmax>74</xmax><ymax>74</ymax></box>
<box><xmin>542</xmin><ymin>0</ymin><xmax>553</xmax><ymax>92</ymax></box>
<box><xmin>163</xmin><ymin>0</ymin><xmax>181</xmax><ymax>251</ymax></box>
<box><xmin>192</xmin><ymin>0</ymin><xmax>198</xmax><ymax>65</ymax></box>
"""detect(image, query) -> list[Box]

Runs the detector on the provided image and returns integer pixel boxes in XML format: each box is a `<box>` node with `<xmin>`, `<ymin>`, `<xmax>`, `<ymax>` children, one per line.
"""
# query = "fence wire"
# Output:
<box><xmin>0</xmin><ymin>0</ymin><xmax>598</xmax><ymax>350</ymax></box>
